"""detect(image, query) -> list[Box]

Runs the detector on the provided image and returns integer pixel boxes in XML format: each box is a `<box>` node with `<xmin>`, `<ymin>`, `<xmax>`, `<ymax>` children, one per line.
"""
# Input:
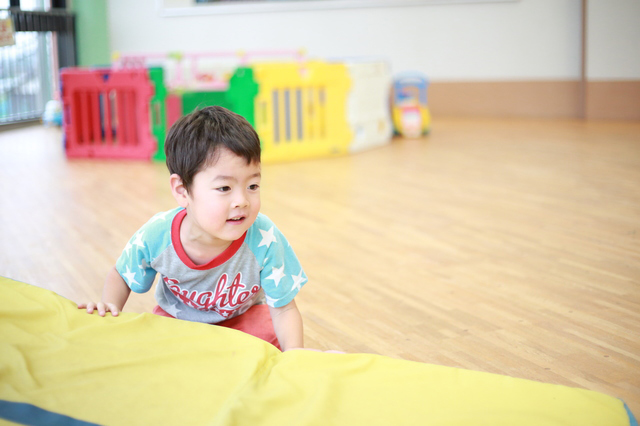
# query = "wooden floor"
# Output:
<box><xmin>1</xmin><ymin>118</ymin><xmax>639</xmax><ymax>415</ymax></box>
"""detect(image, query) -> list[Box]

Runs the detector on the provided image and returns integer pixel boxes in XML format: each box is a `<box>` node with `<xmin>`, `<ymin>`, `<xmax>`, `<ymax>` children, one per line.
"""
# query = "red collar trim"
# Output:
<box><xmin>171</xmin><ymin>209</ymin><xmax>246</xmax><ymax>270</ymax></box>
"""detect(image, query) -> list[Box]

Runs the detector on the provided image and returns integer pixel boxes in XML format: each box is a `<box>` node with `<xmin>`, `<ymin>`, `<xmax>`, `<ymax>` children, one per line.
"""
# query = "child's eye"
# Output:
<box><xmin>249</xmin><ymin>184</ymin><xmax>260</xmax><ymax>191</ymax></box>
<box><xmin>216</xmin><ymin>186</ymin><xmax>231</xmax><ymax>193</ymax></box>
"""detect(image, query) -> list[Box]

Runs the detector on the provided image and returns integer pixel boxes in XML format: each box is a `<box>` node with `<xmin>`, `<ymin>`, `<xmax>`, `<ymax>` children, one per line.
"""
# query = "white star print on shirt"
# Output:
<box><xmin>258</xmin><ymin>226</ymin><xmax>277</xmax><ymax>248</ymax></box>
<box><xmin>163</xmin><ymin>300</ymin><xmax>181</xmax><ymax>317</ymax></box>
<box><xmin>148</xmin><ymin>211</ymin><xmax>172</xmax><ymax>224</ymax></box>
<box><xmin>132</xmin><ymin>231</ymin><xmax>145</xmax><ymax>248</ymax></box>
<box><xmin>291</xmin><ymin>270</ymin><xmax>306</xmax><ymax>291</ymax></box>
<box><xmin>266</xmin><ymin>264</ymin><xmax>286</xmax><ymax>287</ymax></box>
<box><xmin>121</xmin><ymin>266</ymin><xmax>139</xmax><ymax>287</ymax></box>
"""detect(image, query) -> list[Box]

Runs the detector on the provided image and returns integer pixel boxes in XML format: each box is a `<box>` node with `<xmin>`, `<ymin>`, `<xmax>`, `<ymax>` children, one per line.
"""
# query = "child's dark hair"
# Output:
<box><xmin>164</xmin><ymin>106</ymin><xmax>261</xmax><ymax>192</ymax></box>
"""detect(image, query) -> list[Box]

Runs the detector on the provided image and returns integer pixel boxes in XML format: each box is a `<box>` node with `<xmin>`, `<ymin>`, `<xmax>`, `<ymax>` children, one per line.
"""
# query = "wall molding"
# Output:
<box><xmin>429</xmin><ymin>80</ymin><xmax>640</xmax><ymax>121</ymax></box>
<box><xmin>586</xmin><ymin>81</ymin><xmax>640</xmax><ymax>121</ymax></box>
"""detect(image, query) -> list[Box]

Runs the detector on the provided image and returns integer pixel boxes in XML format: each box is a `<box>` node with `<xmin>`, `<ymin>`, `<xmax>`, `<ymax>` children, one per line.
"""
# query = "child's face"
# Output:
<box><xmin>184</xmin><ymin>147</ymin><xmax>261</xmax><ymax>245</ymax></box>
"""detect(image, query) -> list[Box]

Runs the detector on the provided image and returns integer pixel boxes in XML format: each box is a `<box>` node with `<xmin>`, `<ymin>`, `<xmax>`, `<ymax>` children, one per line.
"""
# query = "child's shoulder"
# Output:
<box><xmin>120</xmin><ymin>208</ymin><xmax>182</xmax><ymax>264</ymax></box>
<box><xmin>143</xmin><ymin>207</ymin><xmax>182</xmax><ymax>230</ymax></box>
<box><xmin>251</xmin><ymin>212</ymin><xmax>276</xmax><ymax>230</ymax></box>
<box><xmin>134</xmin><ymin>207</ymin><xmax>183</xmax><ymax>242</ymax></box>
<box><xmin>245</xmin><ymin>213</ymin><xmax>285</xmax><ymax>250</ymax></box>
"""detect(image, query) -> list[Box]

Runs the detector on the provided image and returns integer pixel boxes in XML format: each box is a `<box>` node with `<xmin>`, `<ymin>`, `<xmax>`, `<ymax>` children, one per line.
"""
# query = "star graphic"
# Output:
<box><xmin>122</xmin><ymin>266</ymin><xmax>139</xmax><ymax>287</ymax></box>
<box><xmin>132</xmin><ymin>231</ymin><xmax>145</xmax><ymax>248</ymax></box>
<box><xmin>291</xmin><ymin>270</ymin><xmax>307</xmax><ymax>291</ymax></box>
<box><xmin>124</xmin><ymin>240</ymin><xmax>132</xmax><ymax>254</ymax></box>
<box><xmin>163</xmin><ymin>300</ymin><xmax>181</xmax><ymax>317</ymax></box>
<box><xmin>266</xmin><ymin>264</ymin><xmax>286</xmax><ymax>287</ymax></box>
<box><xmin>148</xmin><ymin>211</ymin><xmax>172</xmax><ymax>224</ymax></box>
<box><xmin>138</xmin><ymin>263</ymin><xmax>147</xmax><ymax>276</ymax></box>
<box><xmin>258</xmin><ymin>226</ymin><xmax>277</xmax><ymax>248</ymax></box>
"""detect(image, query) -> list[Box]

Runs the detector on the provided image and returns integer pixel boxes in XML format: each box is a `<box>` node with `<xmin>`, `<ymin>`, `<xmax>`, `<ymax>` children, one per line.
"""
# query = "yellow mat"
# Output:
<box><xmin>0</xmin><ymin>277</ymin><xmax>635</xmax><ymax>426</ymax></box>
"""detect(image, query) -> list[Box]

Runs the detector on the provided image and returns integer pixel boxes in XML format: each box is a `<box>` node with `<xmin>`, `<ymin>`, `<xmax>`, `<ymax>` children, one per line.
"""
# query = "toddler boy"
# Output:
<box><xmin>79</xmin><ymin>106</ymin><xmax>307</xmax><ymax>351</ymax></box>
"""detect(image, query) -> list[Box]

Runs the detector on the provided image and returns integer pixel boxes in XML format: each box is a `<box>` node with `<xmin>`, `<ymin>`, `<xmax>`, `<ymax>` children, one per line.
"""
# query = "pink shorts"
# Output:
<box><xmin>152</xmin><ymin>304</ymin><xmax>281</xmax><ymax>350</ymax></box>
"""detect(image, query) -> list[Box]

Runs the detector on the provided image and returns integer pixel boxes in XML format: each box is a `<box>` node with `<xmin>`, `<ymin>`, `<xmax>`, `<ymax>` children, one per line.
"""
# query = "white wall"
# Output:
<box><xmin>107</xmin><ymin>0</ymin><xmax>583</xmax><ymax>81</ymax></box>
<box><xmin>587</xmin><ymin>0</ymin><xmax>640</xmax><ymax>81</ymax></box>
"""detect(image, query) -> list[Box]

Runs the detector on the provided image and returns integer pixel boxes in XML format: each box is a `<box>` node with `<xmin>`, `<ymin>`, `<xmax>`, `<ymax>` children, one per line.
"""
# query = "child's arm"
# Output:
<box><xmin>78</xmin><ymin>266</ymin><xmax>131</xmax><ymax>317</ymax></box>
<box><xmin>268</xmin><ymin>300</ymin><xmax>304</xmax><ymax>351</ymax></box>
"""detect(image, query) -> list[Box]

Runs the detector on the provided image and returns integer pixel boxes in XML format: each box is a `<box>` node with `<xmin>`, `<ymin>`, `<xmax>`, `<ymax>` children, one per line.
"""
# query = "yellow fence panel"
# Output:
<box><xmin>253</xmin><ymin>61</ymin><xmax>352</xmax><ymax>163</ymax></box>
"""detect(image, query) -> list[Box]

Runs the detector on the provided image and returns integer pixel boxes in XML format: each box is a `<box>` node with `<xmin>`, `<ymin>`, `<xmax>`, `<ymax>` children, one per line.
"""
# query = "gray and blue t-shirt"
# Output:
<box><xmin>115</xmin><ymin>208</ymin><xmax>307</xmax><ymax>324</ymax></box>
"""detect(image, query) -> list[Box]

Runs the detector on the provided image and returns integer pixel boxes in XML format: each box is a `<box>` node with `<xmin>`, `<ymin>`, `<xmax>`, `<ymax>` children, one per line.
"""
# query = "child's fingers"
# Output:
<box><xmin>105</xmin><ymin>303</ymin><xmax>120</xmax><ymax>317</ymax></box>
<box><xmin>78</xmin><ymin>302</ymin><xmax>98</xmax><ymax>314</ymax></box>
<box><xmin>76</xmin><ymin>302</ymin><xmax>119</xmax><ymax>316</ymax></box>
<box><xmin>97</xmin><ymin>302</ymin><xmax>120</xmax><ymax>317</ymax></box>
<box><xmin>97</xmin><ymin>302</ymin><xmax>107</xmax><ymax>317</ymax></box>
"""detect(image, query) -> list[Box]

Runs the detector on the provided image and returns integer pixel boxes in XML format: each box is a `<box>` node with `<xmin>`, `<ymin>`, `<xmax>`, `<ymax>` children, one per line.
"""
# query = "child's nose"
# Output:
<box><xmin>233</xmin><ymin>190</ymin><xmax>249</xmax><ymax>208</ymax></box>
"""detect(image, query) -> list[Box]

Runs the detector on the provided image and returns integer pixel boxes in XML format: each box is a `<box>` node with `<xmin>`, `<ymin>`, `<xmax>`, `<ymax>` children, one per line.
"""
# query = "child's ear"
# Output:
<box><xmin>170</xmin><ymin>174</ymin><xmax>189</xmax><ymax>208</ymax></box>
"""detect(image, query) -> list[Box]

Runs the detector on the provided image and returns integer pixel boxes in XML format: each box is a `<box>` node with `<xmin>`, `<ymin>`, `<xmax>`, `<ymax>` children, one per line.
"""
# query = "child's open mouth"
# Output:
<box><xmin>227</xmin><ymin>216</ymin><xmax>245</xmax><ymax>224</ymax></box>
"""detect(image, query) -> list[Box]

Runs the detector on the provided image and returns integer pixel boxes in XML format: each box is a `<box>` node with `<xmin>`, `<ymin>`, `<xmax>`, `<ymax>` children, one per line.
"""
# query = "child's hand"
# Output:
<box><xmin>78</xmin><ymin>266</ymin><xmax>131</xmax><ymax>317</ymax></box>
<box><xmin>77</xmin><ymin>302</ymin><xmax>121</xmax><ymax>317</ymax></box>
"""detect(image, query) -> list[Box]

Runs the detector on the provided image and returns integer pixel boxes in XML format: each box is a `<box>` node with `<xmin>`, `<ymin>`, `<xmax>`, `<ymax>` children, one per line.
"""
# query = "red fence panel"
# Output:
<box><xmin>61</xmin><ymin>68</ymin><xmax>156</xmax><ymax>160</ymax></box>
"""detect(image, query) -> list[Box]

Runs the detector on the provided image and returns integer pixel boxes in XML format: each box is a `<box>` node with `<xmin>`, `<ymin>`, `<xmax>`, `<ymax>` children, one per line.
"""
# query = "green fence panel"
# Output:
<box><xmin>148</xmin><ymin>67</ymin><xmax>167</xmax><ymax>161</ymax></box>
<box><xmin>227</xmin><ymin>67</ymin><xmax>259</xmax><ymax>127</ymax></box>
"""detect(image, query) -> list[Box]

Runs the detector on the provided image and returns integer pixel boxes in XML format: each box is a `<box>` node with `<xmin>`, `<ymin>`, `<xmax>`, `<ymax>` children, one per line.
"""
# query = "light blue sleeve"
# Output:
<box><xmin>246</xmin><ymin>214</ymin><xmax>308</xmax><ymax>308</ymax></box>
<box><xmin>115</xmin><ymin>209</ymin><xmax>179</xmax><ymax>293</ymax></box>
